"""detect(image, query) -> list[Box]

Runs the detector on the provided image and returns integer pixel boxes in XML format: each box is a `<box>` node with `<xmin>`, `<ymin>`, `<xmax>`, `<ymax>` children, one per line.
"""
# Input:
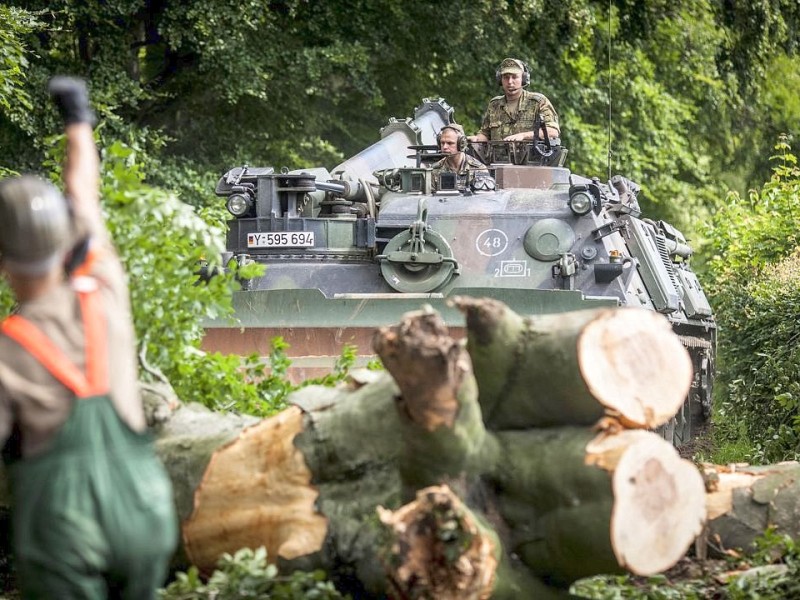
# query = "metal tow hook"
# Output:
<box><xmin>553</xmin><ymin>252</ymin><xmax>577</xmax><ymax>290</ymax></box>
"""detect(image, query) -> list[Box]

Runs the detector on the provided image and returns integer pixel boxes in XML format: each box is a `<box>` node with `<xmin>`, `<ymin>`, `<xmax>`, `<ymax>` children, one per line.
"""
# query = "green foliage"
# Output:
<box><xmin>702</xmin><ymin>413</ymin><xmax>754</xmax><ymax>465</ymax></box>
<box><xmin>159</xmin><ymin>547</ymin><xmax>347</xmax><ymax>600</ymax></box>
<box><xmin>176</xmin><ymin>338</ymin><xmax>359</xmax><ymax>418</ymax></box>
<box><xmin>0</xmin><ymin>279</ymin><xmax>14</xmax><ymax>319</ymax></box>
<box><xmin>572</xmin><ymin>572</ymin><xmax>720</xmax><ymax>599</ymax></box>
<box><xmin>92</xmin><ymin>140</ymin><xmax>363</xmax><ymax>416</ymax></box>
<box><xmin>0</xmin><ymin>6</ymin><xmax>34</xmax><ymax>117</ymax></box>
<box><xmin>705</xmin><ymin>139</ymin><xmax>800</xmax><ymax>462</ymax></box>
<box><xmin>725</xmin><ymin>528</ymin><xmax>800</xmax><ymax>600</ymax></box>
<box><xmin>559</xmin><ymin>1</ymin><xmax>724</xmax><ymax>231</ymax></box>
<box><xmin>94</xmin><ymin>140</ymin><xmax>242</xmax><ymax>385</ymax></box>
<box><xmin>3</xmin><ymin>0</ymin><xmax>797</xmax><ymax>229</ymax></box>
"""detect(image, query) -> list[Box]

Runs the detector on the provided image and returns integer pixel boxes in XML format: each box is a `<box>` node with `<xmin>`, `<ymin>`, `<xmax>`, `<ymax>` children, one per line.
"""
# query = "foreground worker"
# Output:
<box><xmin>0</xmin><ymin>77</ymin><xmax>177</xmax><ymax>598</ymax></box>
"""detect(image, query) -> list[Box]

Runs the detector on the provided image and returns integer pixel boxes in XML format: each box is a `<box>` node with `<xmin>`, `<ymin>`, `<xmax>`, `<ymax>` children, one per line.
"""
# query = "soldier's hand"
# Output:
<box><xmin>48</xmin><ymin>76</ymin><xmax>96</xmax><ymax>126</ymax></box>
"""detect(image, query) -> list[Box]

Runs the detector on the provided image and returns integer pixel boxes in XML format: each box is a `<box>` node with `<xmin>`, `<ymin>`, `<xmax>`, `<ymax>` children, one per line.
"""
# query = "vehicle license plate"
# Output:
<box><xmin>247</xmin><ymin>231</ymin><xmax>315</xmax><ymax>248</ymax></box>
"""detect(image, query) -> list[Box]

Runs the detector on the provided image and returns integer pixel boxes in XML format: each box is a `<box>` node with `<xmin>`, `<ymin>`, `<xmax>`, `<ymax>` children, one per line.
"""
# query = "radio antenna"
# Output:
<box><xmin>607</xmin><ymin>0</ymin><xmax>613</xmax><ymax>181</ymax></box>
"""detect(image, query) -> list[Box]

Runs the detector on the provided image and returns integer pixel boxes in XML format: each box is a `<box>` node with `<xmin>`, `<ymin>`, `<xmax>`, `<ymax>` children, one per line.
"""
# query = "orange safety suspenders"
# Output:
<box><xmin>70</xmin><ymin>245</ymin><xmax>100</xmax><ymax>279</ymax></box>
<box><xmin>1</xmin><ymin>281</ymin><xmax>108</xmax><ymax>398</ymax></box>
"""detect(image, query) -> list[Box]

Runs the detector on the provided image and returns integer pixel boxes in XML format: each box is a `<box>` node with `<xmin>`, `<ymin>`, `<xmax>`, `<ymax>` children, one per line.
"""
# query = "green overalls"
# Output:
<box><xmin>1</xmin><ymin>282</ymin><xmax>178</xmax><ymax>599</ymax></box>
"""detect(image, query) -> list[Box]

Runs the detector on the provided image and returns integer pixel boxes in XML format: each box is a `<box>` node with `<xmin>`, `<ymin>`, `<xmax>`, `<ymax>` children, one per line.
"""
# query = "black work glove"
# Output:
<box><xmin>48</xmin><ymin>76</ymin><xmax>96</xmax><ymax>126</ymax></box>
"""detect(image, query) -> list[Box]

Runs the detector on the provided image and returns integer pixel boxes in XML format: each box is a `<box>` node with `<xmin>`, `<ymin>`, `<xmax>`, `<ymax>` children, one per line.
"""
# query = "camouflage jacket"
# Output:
<box><xmin>478</xmin><ymin>90</ymin><xmax>560</xmax><ymax>141</ymax></box>
<box><xmin>431</xmin><ymin>153</ymin><xmax>491</xmax><ymax>191</ymax></box>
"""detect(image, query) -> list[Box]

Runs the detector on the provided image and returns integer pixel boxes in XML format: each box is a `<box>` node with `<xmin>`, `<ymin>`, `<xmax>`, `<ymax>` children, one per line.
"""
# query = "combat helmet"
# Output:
<box><xmin>0</xmin><ymin>175</ymin><xmax>70</xmax><ymax>275</ymax></box>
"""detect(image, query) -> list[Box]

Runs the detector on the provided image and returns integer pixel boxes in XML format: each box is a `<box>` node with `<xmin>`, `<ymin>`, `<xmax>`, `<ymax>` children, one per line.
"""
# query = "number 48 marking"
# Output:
<box><xmin>476</xmin><ymin>229</ymin><xmax>509</xmax><ymax>257</ymax></box>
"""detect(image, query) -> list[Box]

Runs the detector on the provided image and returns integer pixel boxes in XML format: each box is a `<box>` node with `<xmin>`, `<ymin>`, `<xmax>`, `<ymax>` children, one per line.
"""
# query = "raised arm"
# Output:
<box><xmin>47</xmin><ymin>77</ymin><xmax>103</xmax><ymax>240</ymax></box>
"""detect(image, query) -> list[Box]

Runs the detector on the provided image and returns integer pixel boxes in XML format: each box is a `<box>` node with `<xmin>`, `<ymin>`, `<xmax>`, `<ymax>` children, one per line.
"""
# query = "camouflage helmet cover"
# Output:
<box><xmin>498</xmin><ymin>58</ymin><xmax>525</xmax><ymax>75</ymax></box>
<box><xmin>0</xmin><ymin>175</ymin><xmax>70</xmax><ymax>275</ymax></box>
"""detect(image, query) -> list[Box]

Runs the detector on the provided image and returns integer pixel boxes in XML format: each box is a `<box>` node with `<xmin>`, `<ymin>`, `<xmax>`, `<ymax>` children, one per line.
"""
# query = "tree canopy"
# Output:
<box><xmin>1</xmin><ymin>0</ymin><xmax>798</xmax><ymax>228</ymax></box>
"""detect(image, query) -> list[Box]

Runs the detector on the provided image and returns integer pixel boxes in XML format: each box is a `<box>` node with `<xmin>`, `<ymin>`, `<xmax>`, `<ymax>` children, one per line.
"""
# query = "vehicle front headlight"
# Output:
<box><xmin>226</xmin><ymin>193</ymin><xmax>253</xmax><ymax>217</ymax></box>
<box><xmin>568</xmin><ymin>191</ymin><xmax>593</xmax><ymax>216</ymax></box>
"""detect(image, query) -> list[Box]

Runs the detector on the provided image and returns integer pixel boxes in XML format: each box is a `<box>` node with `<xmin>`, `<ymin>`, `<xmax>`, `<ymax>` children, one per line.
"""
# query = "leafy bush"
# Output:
<box><xmin>705</xmin><ymin>138</ymin><xmax>800</xmax><ymax>461</ymax></box>
<box><xmin>185</xmin><ymin>339</ymin><xmax>361</xmax><ymax>418</ymax></box>
<box><xmin>96</xmin><ymin>140</ymin><xmax>260</xmax><ymax>405</ymax></box>
<box><xmin>160</xmin><ymin>547</ymin><xmax>347</xmax><ymax>600</ymax></box>
<box><xmin>99</xmin><ymin>141</ymin><xmax>366</xmax><ymax>415</ymax></box>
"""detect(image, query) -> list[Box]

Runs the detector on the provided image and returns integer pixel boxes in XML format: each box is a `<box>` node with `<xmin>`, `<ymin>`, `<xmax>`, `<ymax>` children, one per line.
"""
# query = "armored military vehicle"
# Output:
<box><xmin>203</xmin><ymin>98</ymin><xmax>715</xmax><ymax>447</ymax></box>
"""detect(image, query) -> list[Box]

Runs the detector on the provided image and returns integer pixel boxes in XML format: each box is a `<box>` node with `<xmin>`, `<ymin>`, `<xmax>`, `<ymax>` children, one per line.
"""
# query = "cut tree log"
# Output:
<box><xmin>372</xmin><ymin>305</ymin><xmax>705</xmax><ymax>591</ymax></box>
<box><xmin>700</xmin><ymin>461</ymin><xmax>800</xmax><ymax>556</ymax></box>
<box><xmin>182</xmin><ymin>369</ymin><xmax>403</xmax><ymax>594</ymax></box>
<box><xmin>490</xmin><ymin>428</ymin><xmax>706</xmax><ymax>585</ymax></box>
<box><xmin>452</xmin><ymin>297</ymin><xmax>692</xmax><ymax>431</ymax></box>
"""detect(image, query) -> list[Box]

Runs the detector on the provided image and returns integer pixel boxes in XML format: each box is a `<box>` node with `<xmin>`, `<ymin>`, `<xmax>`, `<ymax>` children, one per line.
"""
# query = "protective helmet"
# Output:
<box><xmin>0</xmin><ymin>175</ymin><xmax>70</xmax><ymax>275</ymax></box>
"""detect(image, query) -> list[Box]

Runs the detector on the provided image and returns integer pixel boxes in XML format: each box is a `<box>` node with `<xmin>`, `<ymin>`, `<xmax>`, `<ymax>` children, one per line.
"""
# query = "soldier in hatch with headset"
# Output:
<box><xmin>468</xmin><ymin>57</ymin><xmax>560</xmax><ymax>143</ymax></box>
<box><xmin>430</xmin><ymin>123</ymin><xmax>492</xmax><ymax>192</ymax></box>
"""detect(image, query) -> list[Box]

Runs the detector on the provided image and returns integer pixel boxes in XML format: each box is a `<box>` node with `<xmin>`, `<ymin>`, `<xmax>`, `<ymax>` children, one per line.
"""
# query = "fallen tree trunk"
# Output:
<box><xmin>172</xmin><ymin>304</ymin><xmax>705</xmax><ymax>597</ymax></box>
<box><xmin>0</xmin><ymin>300</ymin><xmax>710</xmax><ymax>598</ymax></box>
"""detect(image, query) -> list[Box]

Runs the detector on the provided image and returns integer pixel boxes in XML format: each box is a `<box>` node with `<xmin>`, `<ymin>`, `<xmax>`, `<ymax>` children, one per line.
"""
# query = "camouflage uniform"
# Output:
<box><xmin>478</xmin><ymin>89</ymin><xmax>560</xmax><ymax>141</ymax></box>
<box><xmin>431</xmin><ymin>154</ymin><xmax>491</xmax><ymax>191</ymax></box>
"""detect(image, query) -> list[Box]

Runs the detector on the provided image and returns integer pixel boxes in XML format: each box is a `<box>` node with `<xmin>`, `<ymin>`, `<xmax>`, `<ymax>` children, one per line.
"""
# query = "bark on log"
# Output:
<box><xmin>371</xmin><ymin>306</ymin><xmax>705</xmax><ymax>589</ymax></box>
<box><xmin>452</xmin><ymin>297</ymin><xmax>692</xmax><ymax>431</ymax></box>
<box><xmin>372</xmin><ymin>306</ymin><xmax>486</xmax><ymax>500</ymax></box>
<box><xmin>491</xmin><ymin>428</ymin><xmax>705</xmax><ymax>584</ymax></box>
<box><xmin>700</xmin><ymin>461</ymin><xmax>800</xmax><ymax>556</ymax></box>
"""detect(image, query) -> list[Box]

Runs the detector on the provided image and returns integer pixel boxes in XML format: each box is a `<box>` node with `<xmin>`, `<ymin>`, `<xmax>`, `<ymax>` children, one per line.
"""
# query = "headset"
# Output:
<box><xmin>436</xmin><ymin>124</ymin><xmax>468</xmax><ymax>152</ymax></box>
<box><xmin>495</xmin><ymin>58</ymin><xmax>530</xmax><ymax>87</ymax></box>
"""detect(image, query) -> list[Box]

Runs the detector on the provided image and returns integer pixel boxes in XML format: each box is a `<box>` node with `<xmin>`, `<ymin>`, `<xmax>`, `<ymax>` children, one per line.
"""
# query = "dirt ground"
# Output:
<box><xmin>678</xmin><ymin>421</ymin><xmax>715</xmax><ymax>461</ymax></box>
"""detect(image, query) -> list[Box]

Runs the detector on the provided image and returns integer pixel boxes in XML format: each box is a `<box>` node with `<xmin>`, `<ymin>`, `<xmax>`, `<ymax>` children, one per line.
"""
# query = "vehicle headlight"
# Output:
<box><xmin>568</xmin><ymin>191</ymin><xmax>593</xmax><ymax>216</ymax></box>
<box><xmin>226</xmin><ymin>193</ymin><xmax>253</xmax><ymax>217</ymax></box>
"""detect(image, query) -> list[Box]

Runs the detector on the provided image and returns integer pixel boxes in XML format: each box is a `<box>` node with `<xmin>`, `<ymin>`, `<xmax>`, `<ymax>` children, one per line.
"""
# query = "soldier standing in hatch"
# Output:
<box><xmin>431</xmin><ymin>123</ymin><xmax>491</xmax><ymax>191</ymax></box>
<box><xmin>468</xmin><ymin>58</ymin><xmax>560</xmax><ymax>143</ymax></box>
<box><xmin>0</xmin><ymin>77</ymin><xmax>177</xmax><ymax>598</ymax></box>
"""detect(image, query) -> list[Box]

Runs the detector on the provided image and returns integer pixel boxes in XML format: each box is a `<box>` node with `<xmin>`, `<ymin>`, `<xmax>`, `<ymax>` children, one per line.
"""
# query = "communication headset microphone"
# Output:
<box><xmin>495</xmin><ymin>58</ymin><xmax>531</xmax><ymax>87</ymax></box>
<box><xmin>436</xmin><ymin>125</ymin><xmax>468</xmax><ymax>152</ymax></box>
